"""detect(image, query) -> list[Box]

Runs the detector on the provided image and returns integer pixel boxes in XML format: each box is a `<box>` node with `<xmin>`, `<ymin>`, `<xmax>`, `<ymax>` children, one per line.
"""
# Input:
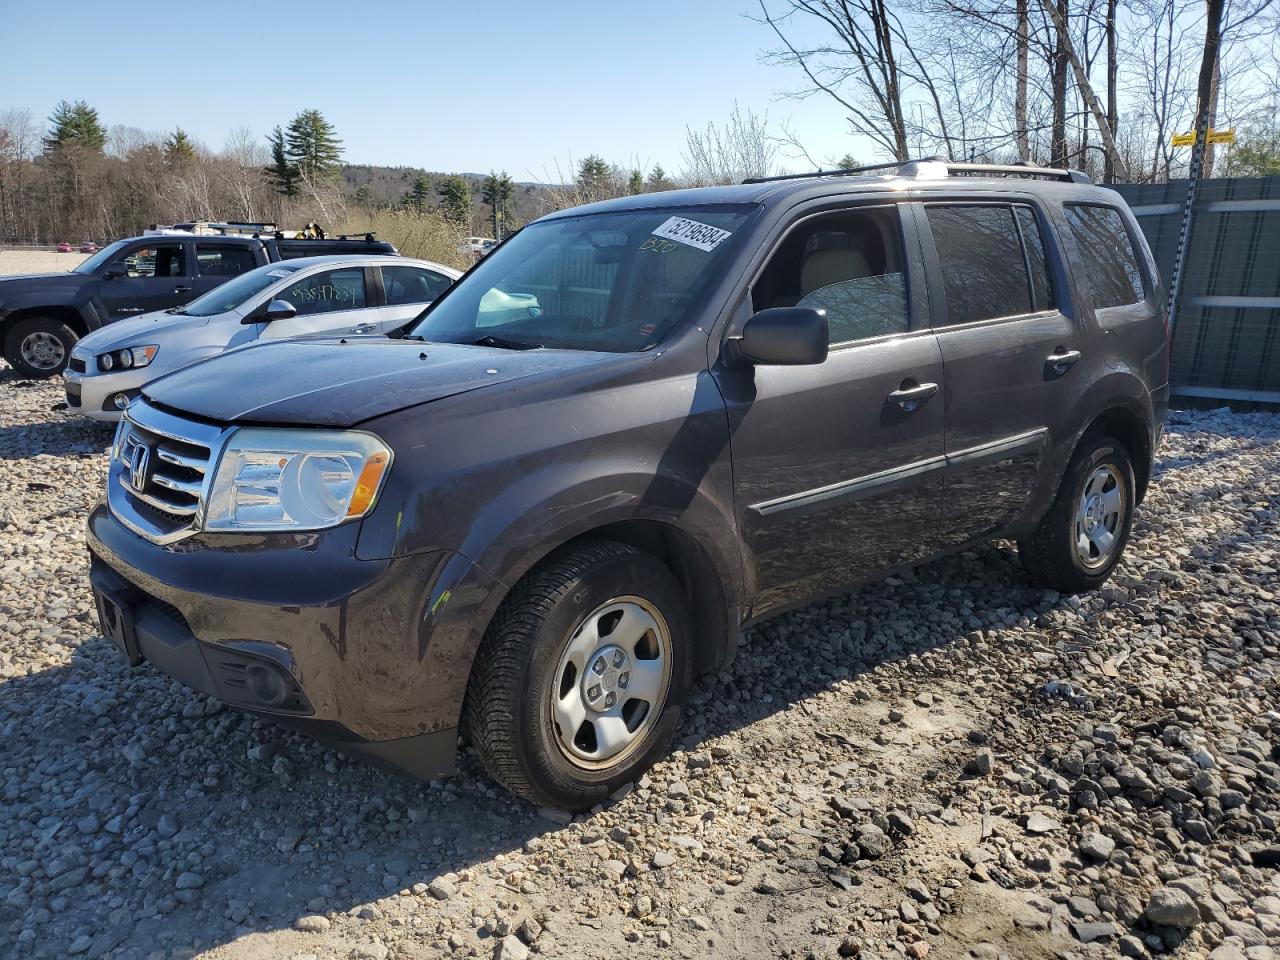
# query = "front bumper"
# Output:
<box><xmin>86</xmin><ymin>501</ymin><xmax>503</xmax><ymax>779</ymax></box>
<box><xmin>63</xmin><ymin>363</ymin><xmax>147</xmax><ymax>422</ymax></box>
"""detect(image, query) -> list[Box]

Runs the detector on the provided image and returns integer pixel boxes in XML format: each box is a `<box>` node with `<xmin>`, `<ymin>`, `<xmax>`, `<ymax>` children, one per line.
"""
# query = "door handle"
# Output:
<box><xmin>887</xmin><ymin>380</ymin><xmax>938</xmax><ymax>412</ymax></box>
<box><xmin>350</xmin><ymin>323</ymin><xmax>378</xmax><ymax>334</ymax></box>
<box><xmin>1046</xmin><ymin>348</ymin><xmax>1081</xmax><ymax>376</ymax></box>
<box><xmin>173</xmin><ymin>285</ymin><xmax>191</xmax><ymax>294</ymax></box>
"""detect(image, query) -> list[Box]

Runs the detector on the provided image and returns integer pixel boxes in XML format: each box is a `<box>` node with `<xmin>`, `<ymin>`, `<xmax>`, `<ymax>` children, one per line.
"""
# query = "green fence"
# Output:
<box><xmin>1111</xmin><ymin>176</ymin><xmax>1280</xmax><ymax>403</ymax></box>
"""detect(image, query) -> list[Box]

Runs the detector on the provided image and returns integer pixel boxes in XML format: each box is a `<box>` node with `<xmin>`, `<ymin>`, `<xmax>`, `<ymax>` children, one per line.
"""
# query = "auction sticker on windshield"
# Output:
<box><xmin>650</xmin><ymin>216</ymin><xmax>732</xmax><ymax>252</ymax></box>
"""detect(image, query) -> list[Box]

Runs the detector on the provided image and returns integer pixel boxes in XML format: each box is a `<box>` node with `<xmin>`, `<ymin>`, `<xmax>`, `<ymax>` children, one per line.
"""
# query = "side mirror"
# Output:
<box><xmin>103</xmin><ymin>264</ymin><xmax>128</xmax><ymax>279</ymax></box>
<box><xmin>244</xmin><ymin>299</ymin><xmax>297</xmax><ymax>324</ymax></box>
<box><xmin>735</xmin><ymin>307</ymin><xmax>828</xmax><ymax>365</ymax></box>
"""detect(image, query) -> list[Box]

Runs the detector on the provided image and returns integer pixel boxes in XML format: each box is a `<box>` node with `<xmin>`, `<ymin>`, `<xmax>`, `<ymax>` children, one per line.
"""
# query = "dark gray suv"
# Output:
<box><xmin>86</xmin><ymin>161</ymin><xmax>1168</xmax><ymax>810</ymax></box>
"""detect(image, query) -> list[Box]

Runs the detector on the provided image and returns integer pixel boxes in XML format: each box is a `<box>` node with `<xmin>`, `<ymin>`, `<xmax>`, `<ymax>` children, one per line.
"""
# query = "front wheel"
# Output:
<box><xmin>4</xmin><ymin>315</ymin><xmax>79</xmax><ymax>378</ymax></box>
<box><xmin>464</xmin><ymin>540</ymin><xmax>691</xmax><ymax>810</ymax></box>
<box><xmin>1019</xmin><ymin>432</ymin><xmax>1136</xmax><ymax>593</ymax></box>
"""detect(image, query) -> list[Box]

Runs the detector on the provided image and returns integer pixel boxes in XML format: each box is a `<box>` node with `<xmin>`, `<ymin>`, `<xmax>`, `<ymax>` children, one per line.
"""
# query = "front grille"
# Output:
<box><xmin>68</xmin><ymin>357</ymin><xmax>87</xmax><ymax>374</ymax></box>
<box><xmin>108</xmin><ymin>401</ymin><xmax>226</xmax><ymax>543</ymax></box>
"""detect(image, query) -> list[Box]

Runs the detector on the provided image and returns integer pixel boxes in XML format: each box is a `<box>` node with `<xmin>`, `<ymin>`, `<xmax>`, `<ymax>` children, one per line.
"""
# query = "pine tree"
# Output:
<box><xmin>481</xmin><ymin>170</ymin><xmax>514</xmax><ymax>238</ymax></box>
<box><xmin>628</xmin><ymin>170</ymin><xmax>644</xmax><ymax>195</ymax></box>
<box><xmin>164</xmin><ymin>128</ymin><xmax>196</xmax><ymax>167</ymax></box>
<box><xmin>354</xmin><ymin>185</ymin><xmax>372</xmax><ymax>208</ymax></box>
<box><xmin>44</xmin><ymin>100</ymin><xmax>106</xmax><ymax>153</ymax></box>
<box><xmin>576</xmin><ymin>155</ymin><xmax>612</xmax><ymax>199</ymax></box>
<box><xmin>646</xmin><ymin>164</ymin><xmax>671</xmax><ymax>191</ymax></box>
<box><xmin>406</xmin><ymin>174</ymin><xmax>432</xmax><ymax>212</ymax></box>
<box><xmin>265</xmin><ymin>126</ymin><xmax>299</xmax><ymax>197</ymax></box>
<box><xmin>836</xmin><ymin>153</ymin><xmax>860</xmax><ymax>170</ymax></box>
<box><xmin>437</xmin><ymin>175</ymin><xmax>471</xmax><ymax>225</ymax></box>
<box><xmin>284</xmin><ymin>109</ymin><xmax>343</xmax><ymax>182</ymax></box>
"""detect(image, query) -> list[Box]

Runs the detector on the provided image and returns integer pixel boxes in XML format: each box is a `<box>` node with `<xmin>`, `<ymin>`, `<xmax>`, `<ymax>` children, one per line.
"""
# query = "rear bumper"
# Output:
<box><xmin>86</xmin><ymin>501</ymin><xmax>503</xmax><ymax>779</ymax></box>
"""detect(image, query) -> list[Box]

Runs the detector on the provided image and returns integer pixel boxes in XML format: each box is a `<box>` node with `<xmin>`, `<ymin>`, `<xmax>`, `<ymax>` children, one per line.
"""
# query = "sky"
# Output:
<box><xmin>0</xmin><ymin>0</ymin><xmax>876</xmax><ymax>180</ymax></box>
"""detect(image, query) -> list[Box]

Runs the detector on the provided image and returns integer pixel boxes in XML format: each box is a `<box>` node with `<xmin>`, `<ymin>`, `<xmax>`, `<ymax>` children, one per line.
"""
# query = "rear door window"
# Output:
<box><xmin>1063</xmin><ymin>204</ymin><xmax>1145</xmax><ymax>308</ymax></box>
<box><xmin>381</xmin><ymin>265</ymin><xmax>452</xmax><ymax>305</ymax></box>
<box><xmin>195</xmin><ymin>245</ymin><xmax>258</xmax><ymax>278</ymax></box>
<box><xmin>281</xmin><ymin>268</ymin><xmax>368</xmax><ymax>317</ymax></box>
<box><xmin>925</xmin><ymin>204</ymin><xmax>1044</xmax><ymax>326</ymax></box>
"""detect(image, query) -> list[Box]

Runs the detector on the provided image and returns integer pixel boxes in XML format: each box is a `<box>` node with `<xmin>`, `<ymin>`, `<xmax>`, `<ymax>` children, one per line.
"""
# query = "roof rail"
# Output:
<box><xmin>743</xmin><ymin>156</ymin><xmax>1091</xmax><ymax>186</ymax></box>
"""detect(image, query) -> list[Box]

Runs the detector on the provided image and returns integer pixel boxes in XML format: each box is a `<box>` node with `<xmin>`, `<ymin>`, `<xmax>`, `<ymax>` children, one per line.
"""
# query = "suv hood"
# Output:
<box><xmin>76</xmin><ymin>309</ymin><xmax>212</xmax><ymax>354</ymax></box>
<box><xmin>141</xmin><ymin>337</ymin><xmax>618</xmax><ymax>426</ymax></box>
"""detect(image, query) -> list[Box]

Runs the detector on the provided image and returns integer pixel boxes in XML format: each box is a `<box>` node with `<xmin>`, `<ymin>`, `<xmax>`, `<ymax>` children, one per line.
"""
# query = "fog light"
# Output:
<box><xmin>100</xmin><ymin>353</ymin><xmax>114</xmax><ymax>371</ymax></box>
<box><xmin>112</xmin><ymin>393</ymin><xmax>130</xmax><ymax>410</ymax></box>
<box><xmin>244</xmin><ymin>662</ymin><xmax>289</xmax><ymax>707</ymax></box>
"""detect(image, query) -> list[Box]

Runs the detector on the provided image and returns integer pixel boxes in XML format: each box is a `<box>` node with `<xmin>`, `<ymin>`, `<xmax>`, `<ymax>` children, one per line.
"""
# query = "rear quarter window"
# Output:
<box><xmin>1063</xmin><ymin>204</ymin><xmax>1145</xmax><ymax>309</ymax></box>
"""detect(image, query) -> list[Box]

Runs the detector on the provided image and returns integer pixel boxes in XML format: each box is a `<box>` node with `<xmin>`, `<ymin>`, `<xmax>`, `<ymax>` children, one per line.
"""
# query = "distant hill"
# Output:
<box><xmin>341</xmin><ymin>164</ymin><xmax>558</xmax><ymax>227</ymax></box>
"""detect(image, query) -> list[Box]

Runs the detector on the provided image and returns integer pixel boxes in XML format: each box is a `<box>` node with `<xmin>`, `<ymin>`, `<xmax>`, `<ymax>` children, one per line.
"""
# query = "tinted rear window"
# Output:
<box><xmin>1064</xmin><ymin>204</ymin><xmax>1145</xmax><ymax>308</ymax></box>
<box><xmin>926</xmin><ymin>205</ymin><xmax>1036</xmax><ymax>325</ymax></box>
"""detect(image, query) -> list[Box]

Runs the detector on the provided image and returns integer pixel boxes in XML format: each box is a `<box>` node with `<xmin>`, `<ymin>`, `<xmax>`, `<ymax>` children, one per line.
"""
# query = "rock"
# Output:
<box><xmin>855</xmin><ymin>825</ymin><xmax>892</xmax><ymax>859</ymax></box>
<box><xmin>294</xmin><ymin>915</ymin><xmax>330</xmax><ymax>933</ymax></box>
<box><xmin>652</xmin><ymin>851</ymin><xmax>676</xmax><ymax>869</ymax></box>
<box><xmin>633</xmin><ymin>895</ymin><xmax>653</xmax><ymax>918</ymax></box>
<box><xmin>1024</xmin><ymin>813</ymin><xmax>1061</xmax><ymax>834</ymax></box>
<box><xmin>494</xmin><ymin>935</ymin><xmax>530</xmax><ymax>960</ymax></box>
<box><xmin>350</xmin><ymin>945</ymin><xmax>388</xmax><ymax>960</ymax></box>
<box><xmin>428</xmin><ymin>877</ymin><xmax>455</xmax><ymax>900</ymax></box>
<box><xmin>517</xmin><ymin>917</ymin><xmax>542</xmax><ymax>944</ymax></box>
<box><xmin>1208</xmin><ymin>947</ymin><xmax>1247</xmax><ymax>960</ymax></box>
<box><xmin>967</xmin><ymin>750</ymin><xmax>994</xmax><ymax>776</ymax></box>
<box><xmin>1144</xmin><ymin>887</ymin><xmax>1200</xmax><ymax>928</ymax></box>
<box><xmin>1072</xmin><ymin>921</ymin><xmax>1119</xmax><ymax>943</ymax></box>
<box><xmin>1078</xmin><ymin>832</ymin><xmax>1116</xmax><ymax>860</ymax></box>
<box><xmin>888</xmin><ymin>810</ymin><xmax>914</xmax><ymax>835</ymax></box>
<box><xmin>175</xmin><ymin>872</ymin><xmax>205</xmax><ymax>890</ymax></box>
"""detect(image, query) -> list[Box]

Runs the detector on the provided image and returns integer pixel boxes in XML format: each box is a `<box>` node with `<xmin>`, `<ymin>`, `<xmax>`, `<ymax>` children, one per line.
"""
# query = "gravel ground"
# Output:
<box><xmin>0</xmin><ymin>368</ymin><xmax>1277</xmax><ymax>960</ymax></box>
<box><xmin>0</xmin><ymin>250</ymin><xmax>89</xmax><ymax>274</ymax></box>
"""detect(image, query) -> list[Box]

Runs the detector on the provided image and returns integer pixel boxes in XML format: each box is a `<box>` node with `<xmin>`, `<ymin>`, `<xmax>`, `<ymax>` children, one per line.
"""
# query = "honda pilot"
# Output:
<box><xmin>86</xmin><ymin>160</ymin><xmax>1168</xmax><ymax>810</ymax></box>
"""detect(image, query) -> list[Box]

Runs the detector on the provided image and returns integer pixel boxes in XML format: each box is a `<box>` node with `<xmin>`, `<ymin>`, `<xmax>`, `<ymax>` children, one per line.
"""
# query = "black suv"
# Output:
<box><xmin>0</xmin><ymin>232</ymin><xmax>397</xmax><ymax>378</ymax></box>
<box><xmin>86</xmin><ymin>162</ymin><xmax>1168</xmax><ymax>810</ymax></box>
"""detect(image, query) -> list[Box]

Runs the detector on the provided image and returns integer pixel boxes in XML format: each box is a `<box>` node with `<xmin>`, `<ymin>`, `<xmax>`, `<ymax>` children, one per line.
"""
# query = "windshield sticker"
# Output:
<box><xmin>650</xmin><ymin>216</ymin><xmax>732</xmax><ymax>253</ymax></box>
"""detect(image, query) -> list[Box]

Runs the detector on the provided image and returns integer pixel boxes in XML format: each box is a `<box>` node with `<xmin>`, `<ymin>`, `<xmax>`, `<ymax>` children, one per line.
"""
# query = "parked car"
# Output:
<box><xmin>64</xmin><ymin>256</ymin><xmax>459</xmax><ymax>421</ymax></box>
<box><xmin>80</xmin><ymin>241</ymin><xmax>99</xmax><ymax>254</ymax></box>
<box><xmin>86</xmin><ymin>161</ymin><xmax>1168</xmax><ymax>810</ymax></box>
<box><xmin>0</xmin><ymin>231</ymin><xmax>398</xmax><ymax>378</ymax></box>
<box><xmin>461</xmin><ymin>236</ymin><xmax>497</xmax><ymax>260</ymax></box>
<box><xmin>56</xmin><ymin>242</ymin><xmax>72</xmax><ymax>253</ymax></box>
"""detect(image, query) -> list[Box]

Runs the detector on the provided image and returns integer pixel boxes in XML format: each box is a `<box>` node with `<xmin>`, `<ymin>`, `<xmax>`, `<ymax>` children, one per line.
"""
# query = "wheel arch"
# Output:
<box><xmin>1080</xmin><ymin>402</ymin><xmax>1153</xmax><ymax>504</ymax></box>
<box><xmin>1</xmin><ymin>304</ymin><xmax>90</xmax><ymax>340</ymax></box>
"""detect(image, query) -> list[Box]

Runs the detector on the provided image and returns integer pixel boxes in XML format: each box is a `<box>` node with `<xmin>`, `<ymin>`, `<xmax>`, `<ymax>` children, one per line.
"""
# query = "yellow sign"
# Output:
<box><xmin>1171</xmin><ymin>128</ymin><xmax>1235</xmax><ymax>147</ymax></box>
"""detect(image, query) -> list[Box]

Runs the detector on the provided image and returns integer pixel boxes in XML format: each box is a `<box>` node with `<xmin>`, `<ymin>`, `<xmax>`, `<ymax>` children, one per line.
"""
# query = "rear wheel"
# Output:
<box><xmin>4</xmin><ymin>315</ymin><xmax>78</xmax><ymax>378</ymax></box>
<box><xmin>1019</xmin><ymin>432</ymin><xmax>1135</xmax><ymax>593</ymax></box>
<box><xmin>464</xmin><ymin>540</ymin><xmax>691</xmax><ymax>810</ymax></box>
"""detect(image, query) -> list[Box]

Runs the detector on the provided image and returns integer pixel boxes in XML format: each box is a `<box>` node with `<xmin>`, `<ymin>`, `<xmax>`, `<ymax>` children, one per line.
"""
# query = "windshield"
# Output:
<box><xmin>73</xmin><ymin>240</ymin><xmax>131</xmax><ymax>274</ymax></box>
<box><xmin>408</xmin><ymin>206</ymin><xmax>755</xmax><ymax>352</ymax></box>
<box><xmin>175</xmin><ymin>263</ymin><xmax>303</xmax><ymax>317</ymax></box>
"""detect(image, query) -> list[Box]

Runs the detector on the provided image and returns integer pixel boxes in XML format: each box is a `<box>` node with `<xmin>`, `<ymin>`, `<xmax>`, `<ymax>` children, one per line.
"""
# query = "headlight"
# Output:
<box><xmin>203</xmin><ymin>428</ymin><xmax>392</xmax><ymax>532</ymax></box>
<box><xmin>97</xmin><ymin>344</ymin><xmax>158</xmax><ymax>372</ymax></box>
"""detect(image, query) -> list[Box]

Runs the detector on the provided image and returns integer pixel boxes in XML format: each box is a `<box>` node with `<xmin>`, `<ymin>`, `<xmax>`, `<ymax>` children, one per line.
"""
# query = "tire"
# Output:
<box><xmin>1019</xmin><ymin>432</ymin><xmax>1136</xmax><ymax>593</ymax></box>
<box><xmin>3</xmin><ymin>315</ymin><xmax>78</xmax><ymax>378</ymax></box>
<box><xmin>464</xmin><ymin>540</ymin><xmax>692</xmax><ymax>810</ymax></box>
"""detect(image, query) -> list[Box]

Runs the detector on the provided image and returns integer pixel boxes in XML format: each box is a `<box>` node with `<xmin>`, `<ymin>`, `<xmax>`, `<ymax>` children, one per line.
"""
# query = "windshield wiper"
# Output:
<box><xmin>472</xmin><ymin>334</ymin><xmax>541</xmax><ymax>350</ymax></box>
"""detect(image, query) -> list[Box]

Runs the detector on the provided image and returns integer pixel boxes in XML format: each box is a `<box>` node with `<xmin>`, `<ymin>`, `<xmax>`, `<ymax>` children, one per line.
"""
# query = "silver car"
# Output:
<box><xmin>63</xmin><ymin>255</ymin><xmax>460</xmax><ymax>422</ymax></box>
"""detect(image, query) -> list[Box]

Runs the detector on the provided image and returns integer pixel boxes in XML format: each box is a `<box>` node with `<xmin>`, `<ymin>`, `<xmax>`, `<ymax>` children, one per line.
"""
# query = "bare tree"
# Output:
<box><xmin>757</xmin><ymin>0</ymin><xmax>923</xmax><ymax>160</ymax></box>
<box><xmin>1038</xmin><ymin>0</ymin><xmax>1129</xmax><ymax>176</ymax></box>
<box><xmin>682</xmin><ymin>103</ymin><xmax>779</xmax><ymax>183</ymax></box>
